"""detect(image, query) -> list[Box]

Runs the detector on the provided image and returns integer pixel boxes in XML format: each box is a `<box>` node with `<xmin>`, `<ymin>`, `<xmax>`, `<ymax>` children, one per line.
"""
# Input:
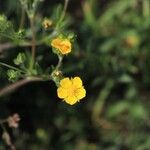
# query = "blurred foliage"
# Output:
<box><xmin>0</xmin><ymin>0</ymin><xmax>150</xmax><ymax>149</ymax></box>
<box><xmin>0</xmin><ymin>15</ymin><xmax>23</xmax><ymax>42</ymax></box>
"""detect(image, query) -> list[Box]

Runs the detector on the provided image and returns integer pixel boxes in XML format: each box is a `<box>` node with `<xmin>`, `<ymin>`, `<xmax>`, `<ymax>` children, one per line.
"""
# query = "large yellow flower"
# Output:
<box><xmin>51</xmin><ymin>38</ymin><xmax>72</xmax><ymax>54</ymax></box>
<box><xmin>57</xmin><ymin>77</ymin><xmax>86</xmax><ymax>105</ymax></box>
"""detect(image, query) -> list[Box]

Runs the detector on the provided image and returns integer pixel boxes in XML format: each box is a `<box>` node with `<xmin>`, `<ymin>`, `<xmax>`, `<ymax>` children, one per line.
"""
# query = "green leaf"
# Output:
<box><xmin>107</xmin><ymin>101</ymin><xmax>130</xmax><ymax>118</ymax></box>
<box><xmin>0</xmin><ymin>15</ymin><xmax>23</xmax><ymax>41</ymax></box>
<box><xmin>7</xmin><ymin>69</ymin><xmax>21</xmax><ymax>82</ymax></box>
<box><xmin>14</xmin><ymin>53</ymin><xmax>26</xmax><ymax>65</ymax></box>
<box><xmin>130</xmin><ymin>103</ymin><xmax>147</xmax><ymax>120</ymax></box>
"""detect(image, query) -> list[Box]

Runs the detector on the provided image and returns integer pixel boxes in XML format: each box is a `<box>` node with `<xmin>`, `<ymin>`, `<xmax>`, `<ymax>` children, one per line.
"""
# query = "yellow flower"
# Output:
<box><xmin>57</xmin><ymin>77</ymin><xmax>86</xmax><ymax>105</ymax></box>
<box><xmin>42</xmin><ymin>19</ymin><xmax>53</xmax><ymax>29</ymax></box>
<box><xmin>51</xmin><ymin>38</ymin><xmax>72</xmax><ymax>54</ymax></box>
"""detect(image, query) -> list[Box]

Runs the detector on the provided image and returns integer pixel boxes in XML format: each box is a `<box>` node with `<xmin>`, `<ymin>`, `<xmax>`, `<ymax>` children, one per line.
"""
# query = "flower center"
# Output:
<box><xmin>69</xmin><ymin>86</ymin><xmax>78</xmax><ymax>97</ymax></box>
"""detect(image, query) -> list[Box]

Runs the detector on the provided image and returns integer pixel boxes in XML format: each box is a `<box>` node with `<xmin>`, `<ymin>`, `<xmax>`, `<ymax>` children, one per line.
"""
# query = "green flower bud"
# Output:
<box><xmin>14</xmin><ymin>53</ymin><xmax>26</xmax><ymax>65</ymax></box>
<box><xmin>7</xmin><ymin>69</ymin><xmax>20</xmax><ymax>82</ymax></box>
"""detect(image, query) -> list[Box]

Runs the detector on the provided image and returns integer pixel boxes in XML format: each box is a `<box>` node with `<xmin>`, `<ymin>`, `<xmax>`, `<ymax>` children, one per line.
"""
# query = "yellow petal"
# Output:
<box><xmin>60</xmin><ymin>78</ymin><xmax>72</xmax><ymax>88</ymax></box>
<box><xmin>51</xmin><ymin>38</ymin><xmax>61</xmax><ymax>49</ymax></box>
<box><xmin>75</xmin><ymin>87</ymin><xmax>86</xmax><ymax>100</ymax></box>
<box><xmin>72</xmin><ymin>77</ymin><xmax>83</xmax><ymax>88</ymax></box>
<box><xmin>64</xmin><ymin>96</ymin><xmax>78</xmax><ymax>105</ymax></box>
<box><xmin>57</xmin><ymin>87</ymin><xmax>68</xmax><ymax>99</ymax></box>
<box><xmin>61</xmin><ymin>40</ymin><xmax>71</xmax><ymax>49</ymax></box>
<box><xmin>60</xmin><ymin>45</ymin><xmax>71</xmax><ymax>54</ymax></box>
<box><xmin>51</xmin><ymin>38</ymin><xmax>71</xmax><ymax>55</ymax></box>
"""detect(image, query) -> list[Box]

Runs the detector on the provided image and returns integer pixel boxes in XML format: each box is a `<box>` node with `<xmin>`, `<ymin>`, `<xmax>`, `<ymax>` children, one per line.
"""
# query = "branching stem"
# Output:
<box><xmin>0</xmin><ymin>62</ymin><xmax>25</xmax><ymax>73</ymax></box>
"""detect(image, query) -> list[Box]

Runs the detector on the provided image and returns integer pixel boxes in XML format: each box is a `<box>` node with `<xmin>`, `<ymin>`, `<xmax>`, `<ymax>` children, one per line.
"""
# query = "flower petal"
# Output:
<box><xmin>72</xmin><ymin>77</ymin><xmax>83</xmax><ymax>88</ymax></box>
<box><xmin>51</xmin><ymin>38</ymin><xmax>61</xmax><ymax>49</ymax></box>
<box><xmin>60</xmin><ymin>40</ymin><xmax>71</xmax><ymax>54</ymax></box>
<box><xmin>57</xmin><ymin>87</ymin><xmax>68</xmax><ymax>99</ymax></box>
<box><xmin>51</xmin><ymin>38</ymin><xmax>71</xmax><ymax>55</ymax></box>
<box><xmin>75</xmin><ymin>87</ymin><xmax>86</xmax><ymax>100</ymax></box>
<box><xmin>60</xmin><ymin>78</ymin><xmax>72</xmax><ymax>88</ymax></box>
<box><xmin>64</xmin><ymin>96</ymin><xmax>77</xmax><ymax>105</ymax></box>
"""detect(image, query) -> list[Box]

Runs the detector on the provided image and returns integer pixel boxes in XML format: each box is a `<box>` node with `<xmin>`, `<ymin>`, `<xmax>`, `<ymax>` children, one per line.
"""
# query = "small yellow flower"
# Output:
<box><xmin>42</xmin><ymin>19</ymin><xmax>53</xmax><ymax>29</ymax></box>
<box><xmin>57</xmin><ymin>77</ymin><xmax>86</xmax><ymax>105</ymax></box>
<box><xmin>51</xmin><ymin>38</ymin><xmax>72</xmax><ymax>54</ymax></box>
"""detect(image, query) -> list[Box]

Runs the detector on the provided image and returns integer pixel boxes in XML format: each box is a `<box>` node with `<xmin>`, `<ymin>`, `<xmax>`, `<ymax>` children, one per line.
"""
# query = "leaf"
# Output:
<box><xmin>107</xmin><ymin>101</ymin><xmax>130</xmax><ymax>118</ymax></box>
<box><xmin>118</xmin><ymin>74</ymin><xmax>133</xmax><ymax>83</ymax></box>
<box><xmin>98</xmin><ymin>0</ymin><xmax>134</xmax><ymax>27</ymax></box>
<box><xmin>0</xmin><ymin>15</ymin><xmax>23</xmax><ymax>42</ymax></box>
<box><xmin>14</xmin><ymin>53</ymin><xmax>26</xmax><ymax>65</ymax></box>
<box><xmin>130</xmin><ymin>103</ymin><xmax>147</xmax><ymax>120</ymax></box>
<box><xmin>7</xmin><ymin>69</ymin><xmax>21</xmax><ymax>82</ymax></box>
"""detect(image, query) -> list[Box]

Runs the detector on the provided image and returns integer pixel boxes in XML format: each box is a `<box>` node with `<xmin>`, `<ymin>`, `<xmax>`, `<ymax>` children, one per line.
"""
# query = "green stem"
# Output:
<box><xmin>0</xmin><ymin>31</ymin><xmax>15</xmax><ymax>40</ymax></box>
<box><xmin>0</xmin><ymin>62</ymin><xmax>25</xmax><ymax>73</ymax></box>
<box><xmin>92</xmin><ymin>79</ymin><xmax>114</xmax><ymax>124</ymax></box>
<box><xmin>56</xmin><ymin>0</ymin><xmax>69</xmax><ymax>29</ymax></box>
<box><xmin>56</xmin><ymin>55</ymin><xmax>63</xmax><ymax>70</ymax></box>
<box><xmin>29</xmin><ymin>16</ymin><xmax>36</xmax><ymax>66</ymax></box>
<box><xmin>19</xmin><ymin>8</ymin><xmax>25</xmax><ymax>29</ymax></box>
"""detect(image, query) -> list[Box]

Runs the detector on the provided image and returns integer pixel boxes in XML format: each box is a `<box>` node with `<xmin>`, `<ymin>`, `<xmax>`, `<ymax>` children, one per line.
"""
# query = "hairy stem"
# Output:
<box><xmin>0</xmin><ymin>77</ymin><xmax>44</xmax><ymax>97</ymax></box>
<box><xmin>56</xmin><ymin>55</ymin><xmax>63</xmax><ymax>71</ymax></box>
<box><xmin>29</xmin><ymin>16</ymin><xmax>36</xmax><ymax>67</ymax></box>
<box><xmin>56</xmin><ymin>0</ymin><xmax>69</xmax><ymax>29</ymax></box>
<box><xmin>19</xmin><ymin>8</ymin><xmax>25</xmax><ymax>29</ymax></box>
<box><xmin>0</xmin><ymin>62</ymin><xmax>25</xmax><ymax>73</ymax></box>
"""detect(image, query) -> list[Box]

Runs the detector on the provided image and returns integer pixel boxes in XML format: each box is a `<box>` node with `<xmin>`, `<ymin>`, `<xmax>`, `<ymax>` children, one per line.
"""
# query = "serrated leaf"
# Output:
<box><xmin>0</xmin><ymin>15</ymin><xmax>23</xmax><ymax>42</ymax></box>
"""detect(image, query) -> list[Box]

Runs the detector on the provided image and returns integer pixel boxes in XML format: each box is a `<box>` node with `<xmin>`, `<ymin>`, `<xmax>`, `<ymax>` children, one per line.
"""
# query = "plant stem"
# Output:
<box><xmin>0</xmin><ymin>54</ymin><xmax>61</xmax><ymax>97</ymax></box>
<box><xmin>56</xmin><ymin>55</ymin><xmax>63</xmax><ymax>70</ymax></box>
<box><xmin>0</xmin><ymin>62</ymin><xmax>25</xmax><ymax>73</ymax></box>
<box><xmin>56</xmin><ymin>0</ymin><xmax>69</xmax><ymax>29</ymax></box>
<box><xmin>19</xmin><ymin>8</ymin><xmax>25</xmax><ymax>29</ymax></box>
<box><xmin>29</xmin><ymin>16</ymin><xmax>36</xmax><ymax>67</ymax></box>
<box><xmin>0</xmin><ymin>77</ymin><xmax>44</xmax><ymax>97</ymax></box>
<box><xmin>92</xmin><ymin>79</ymin><xmax>114</xmax><ymax>125</ymax></box>
<box><xmin>0</xmin><ymin>29</ymin><xmax>58</xmax><ymax>52</ymax></box>
<box><xmin>62</xmin><ymin>0</ymin><xmax>69</xmax><ymax>20</ymax></box>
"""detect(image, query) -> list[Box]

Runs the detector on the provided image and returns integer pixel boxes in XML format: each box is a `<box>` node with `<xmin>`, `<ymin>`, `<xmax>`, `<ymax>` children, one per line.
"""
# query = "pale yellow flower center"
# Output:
<box><xmin>68</xmin><ymin>86</ymin><xmax>78</xmax><ymax>97</ymax></box>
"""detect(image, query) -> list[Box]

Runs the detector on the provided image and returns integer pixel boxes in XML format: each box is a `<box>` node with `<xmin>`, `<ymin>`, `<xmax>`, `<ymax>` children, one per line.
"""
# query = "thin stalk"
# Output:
<box><xmin>29</xmin><ymin>16</ymin><xmax>36</xmax><ymax>67</ymax></box>
<box><xmin>0</xmin><ymin>31</ymin><xmax>15</xmax><ymax>40</ymax></box>
<box><xmin>19</xmin><ymin>9</ymin><xmax>25</xmax><ymax>29</ymax></box>
<box><xmin>0</xmin><ymin>77</ymin><xmax>44</xmax><ymax>97</ymax></box>
<box><xmin>0</xmin><ymin>62</ymin><xmax>26</xmax><ymax>73</ymax></box>
<box><xmin>56</xmin><ymin>0</ymin><xmax>69</xmax><ymax>29</ymax></box>
<box><xmin>0</xmin><ymin>29</ymin><xmax>58</xmax><ymax>52</ymax></box>
<box><xmin>56</xmin><ymin>55</ymin><xmax>63</xmax><ymax>70</ymax></box>
<box><xmin>92</xmin><ymin>79</ymin><xmax>114</xmax><ymax>126</ymax></box>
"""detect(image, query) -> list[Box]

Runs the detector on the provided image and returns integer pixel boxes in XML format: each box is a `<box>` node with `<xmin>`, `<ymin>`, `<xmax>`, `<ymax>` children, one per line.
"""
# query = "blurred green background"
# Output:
<box><xmin>0</xmin><ymin>0</ymin><xmax>150</xmax><ymax>149</ymax></box>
